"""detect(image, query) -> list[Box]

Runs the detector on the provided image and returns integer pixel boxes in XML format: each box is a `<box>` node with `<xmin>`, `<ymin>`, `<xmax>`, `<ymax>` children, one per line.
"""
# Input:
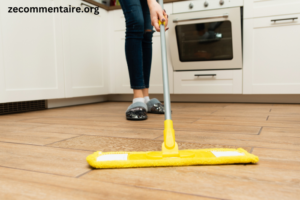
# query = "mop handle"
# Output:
<box><xmin>158</xmin><ymin>0</ymin><xmax>172</xmax><ymax>121</ymax></box>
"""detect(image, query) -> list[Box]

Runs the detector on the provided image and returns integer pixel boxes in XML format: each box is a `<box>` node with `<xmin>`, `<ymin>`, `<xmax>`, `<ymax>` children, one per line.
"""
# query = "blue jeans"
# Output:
<box><xmin>119</xmin><ymin>0</ymin><xmax>154</xmax><ymax>89</ymax></box>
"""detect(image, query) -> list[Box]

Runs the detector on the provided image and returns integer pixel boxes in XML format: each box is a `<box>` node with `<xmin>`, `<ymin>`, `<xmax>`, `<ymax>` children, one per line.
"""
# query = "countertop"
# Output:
<box><xmin>83</xmin><ymin>0</ymin><xmax>189</xmax><ymax>11</ymax></box>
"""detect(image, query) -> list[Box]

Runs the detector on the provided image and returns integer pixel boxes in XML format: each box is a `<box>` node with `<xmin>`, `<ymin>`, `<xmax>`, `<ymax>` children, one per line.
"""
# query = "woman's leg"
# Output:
<box><xmin>140</xmin><ymin>0</ymin><xmax>154</xmax><ymax>103</ymax></box>
<box><xmin>140</xmin><ymin>1</ymin><xmax>165</xmax><ymax>114</ymax></box>
<box><xmin>119</xmin><ymin>0</ymin><xmax>148</xmax><ymax>120</ymax></box>
<box><xmin>118</xmin><ymin>0</ymin><xmax>146</xmax><ymax>100</ymax></box>
<box><xmin>140</xmin><ymin>0</ymin><xmax>154</xmax><ymax>94</ymax></box>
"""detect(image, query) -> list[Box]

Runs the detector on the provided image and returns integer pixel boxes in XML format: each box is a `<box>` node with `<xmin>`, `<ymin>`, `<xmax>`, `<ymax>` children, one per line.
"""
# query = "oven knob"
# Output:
<box><xmin>189</xmin><ymin>3</ymin><xmax>194</xmax><ymax>9</ymax></box>
<box><xmin>220</xmin><ymin>0</ymin><xmax>225</xmax><ymax>5</ymax></box>
<box><xmin>204</xmin><ymin>1</ymin><xmax>209</xmax><ymax>7</ymax></box>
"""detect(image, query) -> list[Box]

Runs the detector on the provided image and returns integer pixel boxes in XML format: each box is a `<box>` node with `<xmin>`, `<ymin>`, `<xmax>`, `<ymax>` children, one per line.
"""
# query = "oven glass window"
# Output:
<box><xmin>175</xmin><ymin>21</ymin><xmax>233</xmax><ymax>62</ymax></box>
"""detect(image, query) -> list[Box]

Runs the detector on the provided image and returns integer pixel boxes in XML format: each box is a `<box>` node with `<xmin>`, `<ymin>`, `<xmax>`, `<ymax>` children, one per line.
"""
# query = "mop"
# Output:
<box><xmin>86</xmin><ymin>0</ymin><xmax>259</xmax><ymax>169</ymax></box>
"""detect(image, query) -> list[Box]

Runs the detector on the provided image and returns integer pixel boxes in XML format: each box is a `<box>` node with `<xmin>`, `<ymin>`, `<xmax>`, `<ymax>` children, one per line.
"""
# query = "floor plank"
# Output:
<box><xmin>252</xmin><ymin>148</ymin><xmax>300</xmax><ymax>162</ymax></box>
<box><xmin>193</xmin><ymin>118</ymin><xmax>300</xmax><ymax>128</ymax></box>
<box><xmin>0</xmin><ymin>142</ymin><xmax>91</xmax><ymax>177</ymax></box>
<box><xmin>0</xmin><ymin>122</ymin><xmax>44</xmax><ymax>133</ymax></box>
<box><xmin>0</xmin><ymin>130</ymin><xmax>77</xmax><ymax>145</ymax></box>
<box><xmin>19</xmin><ymin>117</ymin><xmax>262</xmax><ymax>136</ymax></box>
<box><xmin>0</xmin><ymin>167</ymin><xmax>211</xmax><ymax>200</ymax></box>
<box><xmin>23</xmin><ymin>124</ymin><xmax>163</xmax><ymax>139</ymax></box>
<box><xmin>260</xmin><ymin>127</ymin><xmax>300</xmax><ymax>138</ymax></box>
<box><xmin>81</xmin><ymin>164</ymin><xmax>300</xmax><ymax>200</ymax></box>
<box><xmin>47</xmin><ymin>135</ymin><xmax>251</xmax><ymax>152</ymax></box>
<box><xmin>163</xmin><ymin>130</ymin><xmax>300</xmax><ymax>150</ymax></box>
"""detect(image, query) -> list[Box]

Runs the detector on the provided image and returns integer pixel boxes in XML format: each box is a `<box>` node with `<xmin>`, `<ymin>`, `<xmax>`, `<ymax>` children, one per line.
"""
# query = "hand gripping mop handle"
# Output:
<box><xmin>158</xmin><ymin>0</ymin><xmax>179</xmax><ymax>157</ymax></box>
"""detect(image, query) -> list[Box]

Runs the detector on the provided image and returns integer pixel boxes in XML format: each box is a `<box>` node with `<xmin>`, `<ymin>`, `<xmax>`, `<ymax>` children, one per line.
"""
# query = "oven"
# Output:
<box><xmin>169</xmin><ymin>6</ymin><xmax>242</xmax><ymax>71</ymax></box>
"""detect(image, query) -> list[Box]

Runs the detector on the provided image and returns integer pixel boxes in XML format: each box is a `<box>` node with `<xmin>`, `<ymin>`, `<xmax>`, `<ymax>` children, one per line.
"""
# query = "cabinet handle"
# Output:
<box><xmin>173</xmin><ymin>14</ymin><xmax>228</xmax><ymax>23</ymax></box>
<box><xmin>195</xmin><ymin>74</ymin><xmax>216</xmax><ymax>77</ymax></box>
<box><xmin>271</xmin><ymin>17</ymin><xmax>298</xmax><ymax>23</ymax></box>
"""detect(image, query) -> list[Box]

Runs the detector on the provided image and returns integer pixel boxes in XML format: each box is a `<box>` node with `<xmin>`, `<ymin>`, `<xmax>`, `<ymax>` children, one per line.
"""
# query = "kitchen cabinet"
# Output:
<box><xmin>109</xmin><ymin>3</ymin><xmax>174</xmax><ymax>94</ymax></box>
<box><xmin>62</xmin><ymin>0</ymin><xmax>108</xmax><ymax>97</ymax></box>
<box><xmin>244</xmin><ymin>0</ymin><xmax>300</xmax><ymax>19</ymax></box>
<box><xmin>174</xmin><ymin>70</ymin><xmax>242</xmax><ymax>94</ymax></box>
<box><xmin>243</xmin><ymin>13</ymin><xmax>300</xmax><ymax>94</ymax></box>
<box><xmin>0</xmin><ymin>0</ymin><xmax>65</xmax><ymax>103</ymax></box>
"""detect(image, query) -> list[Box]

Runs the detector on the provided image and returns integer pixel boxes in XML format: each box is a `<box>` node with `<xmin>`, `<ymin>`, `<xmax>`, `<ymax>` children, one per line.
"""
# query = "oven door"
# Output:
<box><xmin>169</xmin><ymin>7</ymin><xmax>242</xmax><ymax>71</ymax></box>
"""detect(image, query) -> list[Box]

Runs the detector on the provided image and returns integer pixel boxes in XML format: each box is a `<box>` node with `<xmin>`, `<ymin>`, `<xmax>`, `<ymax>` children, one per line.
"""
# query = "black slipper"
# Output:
<box><xmin>126</xmin><ymin>102</ymin><xmax>148</xmax><ymax>120</ymax></box>
<box><xmin>146</xmin><ymin>98</ymin><xmax>165</xmax><ymax>114</ymax></box>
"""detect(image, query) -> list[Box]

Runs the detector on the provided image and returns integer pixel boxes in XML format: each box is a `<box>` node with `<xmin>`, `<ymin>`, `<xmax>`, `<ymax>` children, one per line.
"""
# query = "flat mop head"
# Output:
<box><xmin>87</xmin><ymin>148</ymin><xmax>259</xmax><ymax>169</ymax></box>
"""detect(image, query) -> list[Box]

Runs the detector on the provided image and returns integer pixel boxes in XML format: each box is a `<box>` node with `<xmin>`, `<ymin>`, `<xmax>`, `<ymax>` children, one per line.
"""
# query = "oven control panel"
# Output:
<box><xmin>173</xmin><ymin>0</ymin><xmax>244</xmax><ymax>14</ymax></box>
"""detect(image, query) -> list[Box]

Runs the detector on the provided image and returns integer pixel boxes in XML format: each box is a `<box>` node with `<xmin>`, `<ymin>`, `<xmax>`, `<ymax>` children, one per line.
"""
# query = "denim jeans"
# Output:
<box><xmin>119</xmin><ymin>0</ymin><xmax>154</xmax><ymax>89</ymax></box>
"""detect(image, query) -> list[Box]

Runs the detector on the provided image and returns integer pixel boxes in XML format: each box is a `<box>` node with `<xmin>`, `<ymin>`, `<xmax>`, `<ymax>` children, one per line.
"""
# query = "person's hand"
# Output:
<box><xmin>147</xmin><ymin>0</ymin><xmax>169</xmax><ymax>32</ymax></box>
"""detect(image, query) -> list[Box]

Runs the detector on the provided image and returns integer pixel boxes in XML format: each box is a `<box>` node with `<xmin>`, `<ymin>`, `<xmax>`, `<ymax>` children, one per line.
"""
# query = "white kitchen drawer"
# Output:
<box><xmin>173</xmin><ymin>0</ymin><xmax>243</xmax><ymax>14</ymax></box>
<box><xmin>244</xmin><ymin>0</ymin><xmax>300</xmax><ymax>19</ymax></box>
<box><xmin>252</xmin><ymin>13</ymin><xmax>300</xmax><ymax>28</ymax></box>
<box><xmin>174</xmin><ymin>70</ymin><xmax>242</xmax><ymax>94</ymax></box>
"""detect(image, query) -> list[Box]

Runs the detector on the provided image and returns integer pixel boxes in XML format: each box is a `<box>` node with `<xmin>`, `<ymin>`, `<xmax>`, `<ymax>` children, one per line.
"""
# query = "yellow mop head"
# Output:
<box><xmin>87</xmin><ymin>120</ymin><xmax>259</xmax><ymax>169</ymax></box>
<box><xmin>87</xmin><ymin>148</ymin><xmax>258</xmax><ymax>169</ymax></box>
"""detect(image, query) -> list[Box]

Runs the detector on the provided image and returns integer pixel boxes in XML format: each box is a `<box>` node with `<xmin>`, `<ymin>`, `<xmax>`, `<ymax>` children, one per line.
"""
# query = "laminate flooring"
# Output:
<box><xmin>0</xmin><ymin>102</ymin><xmax>299</xmax><ymax>200</ymax></box>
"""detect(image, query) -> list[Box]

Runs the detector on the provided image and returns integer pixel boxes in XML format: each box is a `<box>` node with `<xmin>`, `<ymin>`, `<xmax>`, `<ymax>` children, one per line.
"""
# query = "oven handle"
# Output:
<box><xmin>195</xmin><ymin>74</ymin><xmax>217</xmax><ymax>77</ymax></box>
<box><xmin>173</xmin><ymin>14</ymin><xmax>229</xmax><ymax>23</ymax></box>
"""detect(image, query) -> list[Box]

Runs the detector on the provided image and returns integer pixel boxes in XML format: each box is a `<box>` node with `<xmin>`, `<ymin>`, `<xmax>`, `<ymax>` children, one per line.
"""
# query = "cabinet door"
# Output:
<box><xmin>243</xmin><ymin>14</ymin><xmax>300</xmax><ymax>94</ymax></box>
<box><xmin>110</xmin><ymin>4</ymin><xmax>173</xmax><ymax>94</ymax></box>
<box><xmin>0</xmin><ymin>0</ymin><xmax>64</xmax><ymax>103</ymax></box>
<box><xmin>110</xmin><ymin>30</ymin><xmax>131</xmax><ymax>94</ymax></box>
<box><xmin>62</xmin><ymin>1</ymin><xmax>108</xmax><ymax>97</ymax></box>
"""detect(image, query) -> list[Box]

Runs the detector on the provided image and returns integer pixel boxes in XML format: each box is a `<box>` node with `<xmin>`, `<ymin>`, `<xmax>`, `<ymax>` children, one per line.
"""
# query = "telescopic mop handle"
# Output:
<box><xmin>158</xmin><ymin>0</ymin><xmax>172</xmax><ymax>121</ymax></box>
<box><xmin>158</xmin><ymin>0</ymin><xmax>179</xmax><ymax>157</ymax></box>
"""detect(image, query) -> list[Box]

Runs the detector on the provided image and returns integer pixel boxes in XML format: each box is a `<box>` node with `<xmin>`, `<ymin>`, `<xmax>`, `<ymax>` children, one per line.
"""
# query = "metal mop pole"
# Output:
<box><xmin>158</xmin><ymin>0</ymin><xmax>178</xmax><ymax>157</ymax></box>
<box><xmin>158</xmin><ymin>0</ymin><xmax>172</xmax><ymax>121</ymax></box>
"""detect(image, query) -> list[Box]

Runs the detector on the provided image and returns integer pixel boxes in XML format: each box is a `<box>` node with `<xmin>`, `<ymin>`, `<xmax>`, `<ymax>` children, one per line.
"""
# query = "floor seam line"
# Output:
<box><xmin>153</xmin><ymin>135</ymin><xmax>163</xmax><ymax>140</ymax></box>
<box><xmin>75</xmin><ymin>169</ymin><xmax>92</xmax><ymax>178</ymax></box>
<box><xmin>45</xmin><ymin>135</ymin><xmax>83</xmax><ymax>146</ymax></box>
<box><xmin>257</xmin><ymin>127</ymin><xmax>263</xmax><ymax>135</ymax></box>
<box><xmin>0</xmin><ymin>141</ymin><xmax>43</xmax><ymax>147</ymax></box>
<box><xmin>250</xmin><ymin>147</ymin><xmax>254</xmax><ymax>153</ymax></box>
<box><xmin>0</xmin><ymin>165</ymin><xmax>74</xmax><ymax>178</ymax></box>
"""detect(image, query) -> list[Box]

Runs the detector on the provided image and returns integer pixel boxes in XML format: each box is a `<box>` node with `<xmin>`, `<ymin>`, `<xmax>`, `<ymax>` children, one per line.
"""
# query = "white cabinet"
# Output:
<box><xmin>174</xmin><ymin>70</ymin><xmax>242</xmax><ymax>94</ymax></box>
<box><xmin>0</xmin><ymin>0</ymin><xmax>65</xmax><ymax>103</ymax></box>
<box><xmin>62</xmin><ymin>0</ymin><xmax>108</xmax><ymax>97</ymax></box>
<box><xmin>244</xmin><ymin>0</ymin><xmax>300</xmax><ymax>19</ymax></box>
<box><xmin>243</xmin><ymin>14</ymin><xmax>300</xmax><ymax>94</ymax></box>
<box><xmin>109</xmin><ymin>3</ymin><xmax>174</xmax><ymax>94</ymax></box>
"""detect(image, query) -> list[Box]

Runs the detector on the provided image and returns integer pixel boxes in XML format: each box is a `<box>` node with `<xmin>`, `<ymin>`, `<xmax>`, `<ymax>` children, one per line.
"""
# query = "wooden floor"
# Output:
<box><xmin>0</xmin><ymin>102</ymin><xmax>299</xmax><ymax>200</ymax></box>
